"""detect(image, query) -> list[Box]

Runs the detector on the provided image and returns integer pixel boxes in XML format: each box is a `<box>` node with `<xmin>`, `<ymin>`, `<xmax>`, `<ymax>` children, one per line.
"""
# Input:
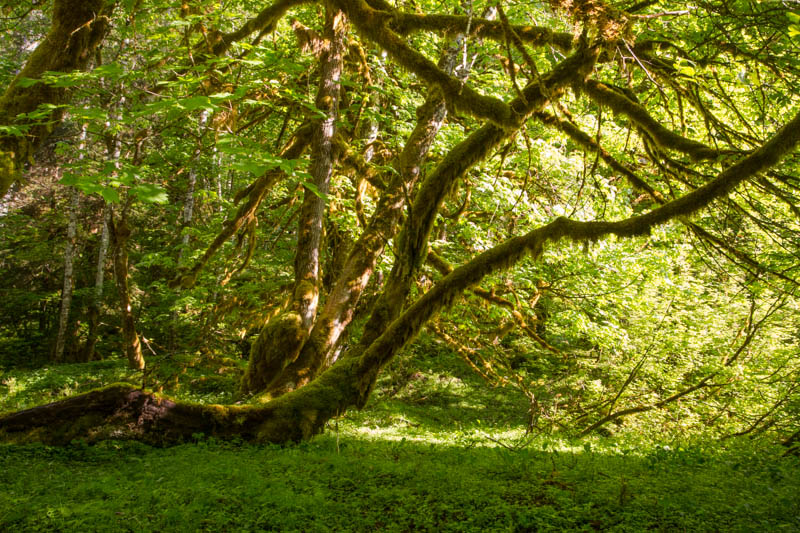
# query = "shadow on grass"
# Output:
<box><xmin>1</xmin><ymin>345</ymin><xmax>798</xmax><ymax>531</ymax></box>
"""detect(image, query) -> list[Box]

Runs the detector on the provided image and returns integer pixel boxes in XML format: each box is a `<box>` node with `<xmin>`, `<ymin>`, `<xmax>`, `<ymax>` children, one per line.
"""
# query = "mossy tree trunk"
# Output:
<box><xmin>260</xmin><ymin>25</ymin><xmax>479</xmax><ymax>398</ymax></box>
<box><xmin>110</xmin><ymin>204</ymin><xmax>145</xmax><ymax>371</ymax></box>
<box><xmin>0</xmin><ymin>0</ymin><xmax>114</xmax><ymax>198</ymax></box>
<box><xmin>4</xmin><ymin>0</ymin><xmax>800</xmax><ymax>447</ymax></box>
<box><xmin>240</xmin><ymin>4</ymin><xmax>348</xmax><ymax>396</ymax></box>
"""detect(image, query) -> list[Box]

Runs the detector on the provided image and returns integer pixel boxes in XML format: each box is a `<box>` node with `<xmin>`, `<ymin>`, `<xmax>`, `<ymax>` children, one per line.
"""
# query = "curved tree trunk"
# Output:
<box><xmin>261</xmin><ymin>21</ymin><xmax>481</xmax><ymax>397</ymax></box>
<box><xmin>2</xmin><ymin>87</ymin><xmax>799</xmax><ymax>449</ymax></box>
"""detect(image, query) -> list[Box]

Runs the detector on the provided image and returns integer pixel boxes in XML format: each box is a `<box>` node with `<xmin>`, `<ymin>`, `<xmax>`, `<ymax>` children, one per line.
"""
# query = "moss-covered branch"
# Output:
<box><xmin>0</xmin><ymin>383</ymin><xmax>324</xmax><ymax>446</ymax></box>
<box><xmin>582</xmin><ymin>79</ymin><xmax>722</xmax><ymax>161</ymax></box>
<box><xmin>537</xmin><ymin>110</ymin><xmax>799</xmax><ymax>286</ymax></box>
<box><xmin>355</xmin><ymin>46</ymin><xmax>597</xmax><ymax>358</ymax></box>
<box><xmin>212</xmin><ymin>0</ymin><xmax>313</xmax><ymax>56</ymax></box>
<box><xmin>389</xmin><ymin>14</ymin><xmax>573</xmax><ymax>51</ymax></box>
<box><xmin>332</xmin><ymin>0</ymin><xmax>524</xmax><ymax>128</ymax></box>
<box><xmin>347</xmin><ymin>108</ymin><xmax>800</xmax><ymax>403</ymax></box>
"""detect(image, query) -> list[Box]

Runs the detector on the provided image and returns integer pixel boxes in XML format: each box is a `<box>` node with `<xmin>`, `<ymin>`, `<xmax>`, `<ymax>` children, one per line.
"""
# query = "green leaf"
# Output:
<box><xmin>72</xmin><ymin>107</ymin><xmax>108</xmax><ymax>121</ymax></box>
<box><xmin>0</xmin><ymin>125</ymin><xmax>26</xmax><ymax>136</ymax></box>
<box><xmin>15</xmin><ymin>77</ymin><xmax>39</xmax><ymax>88</ymax></box>
<box><xmin>301</xmin><ymin>181</ymin><xmax>328</xmax><ymax>202</ymax></box>
<box><xmin>58</xmin><ymin>173</ymin><xmax>81</xmax><ymax>187</ymax></box>
<box><xmin>92</xmin><ymin>62</ymin><xmax>125</xmax><ymax>79</ymax></box>
<box><xmin>231</xmin><ymin>159</ymin><xmax>277</xmax><ymax>176</ymax></box>
<box><xmin>44</xmin><ymin>71</ymin><xmax>86</xmax><ymax>88</ymax></box>
<box><xmin>181</xmin><ymin>96</ymin><xmax>216</xmax><ymax>112</ymax></box>
<box><xmin>215</xmin><ymin>135</ymin><xmax>247</xmax><ymax>155</ymax></box>
<box><xmin>674</xmin><ymin>60</ymin><xmax>696</xmax><ymax>78</ymax></box>
<box><xmin>131</xmin><ymin>183</ymin><xmax>168</xmax><ymax>204</ymax></box>
<box><xmin>100</xmin><ymin>188</ymin><xmax>121</xmax><ymax>204</ymax></box>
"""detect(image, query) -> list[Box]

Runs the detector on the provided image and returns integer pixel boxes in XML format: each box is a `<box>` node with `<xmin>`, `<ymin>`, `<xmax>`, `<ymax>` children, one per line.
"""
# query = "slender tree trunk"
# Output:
<box><xmin>241</xmin><ymin>4</ymin><xmax>348</xmax><ymax>395</ymax></box>
<box><xmin>54</xmin><ymin>123</ymin><xmax>89</xmax><ymax>361</ymax></box>
<box><xmin>179</xmin><ymin>110</ymin><xmax>210</xmax><ymax>255</ymax></box>
<box><xmin>111</xmin><ymin>205</ymin><xmax>145</xmax><ymax>370</ymax></box>
<box><xmin>252</xmin><ymin>10</ymin><xmax>514</xmax><ymax>397</ymax></box>
<box><xmin>54</xmin><ymin>187</ymin><xmax>81</xmax><ymax>361</ymax></box>
<box><xmin>82</xmin><ymin>205</ymin><xmax>111</xmax><ymax>361</ymax></box>
<box><xmin>171</xmin><ymin>110</ymin><xmax>210</xmax><ymax>349</ymax></box>
<box><xmin>291</xmin><ymin>7</ymin><xmax>347</xmax><ymax>331</ymax></box>
<box><xmin>214</xmin><ymin>150</ymin><xmax>223</xmax><ymax>212</ymax></box>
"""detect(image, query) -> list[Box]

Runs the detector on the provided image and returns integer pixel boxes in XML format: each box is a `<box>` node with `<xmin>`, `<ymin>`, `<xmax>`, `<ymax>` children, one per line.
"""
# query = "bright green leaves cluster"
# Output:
<box><xmin>16</xmin><ymin>62</ymin><xmax>127</xmax><ymax>91</ymax></box>
<box><xmin>787</xmin><ymin>12</ymin><xmax>800</xmax><ymax>41</ymax></box>
<box><xmin>60</xmin><ymin>161</ymin><xmax>167</xmax><ymax>205</ymax></box>
<box><xmin>216</xmin><ymin>134</ymin><xmax>305</xmax><ymax>179</ymax></box>
<box><xmin>673</xmin><ymin>58</ymin><xmax>697</xmax><ymax>79</ymax></box>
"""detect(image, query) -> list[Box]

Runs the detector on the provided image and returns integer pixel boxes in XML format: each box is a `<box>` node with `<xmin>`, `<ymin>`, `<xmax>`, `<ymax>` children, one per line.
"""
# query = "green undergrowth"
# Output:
<box><xmin>2</xmin><ymin>350</ymin><xmax>800</xmax><ymax>531</ymax></box>
<box><xmin>0</xmin><ymin>353</ymin><xmax>244</xmax><ymax>414</ymax></box>
<box><xmin>1</xmin><ymin>436</ymin><xmax>798</xmax><ymax>532</ymax></box>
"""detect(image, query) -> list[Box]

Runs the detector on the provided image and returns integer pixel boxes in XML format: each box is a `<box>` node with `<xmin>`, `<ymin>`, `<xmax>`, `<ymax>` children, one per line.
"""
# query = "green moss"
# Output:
<box><xmin>240</xmin><ymin>312</ymin><xmax>307</xmax><ymax>395</ymax></box>
<box><xmin>0</xmin><ymin>150</ymin><xmax>18</xmax><ymax>197</ymax></box>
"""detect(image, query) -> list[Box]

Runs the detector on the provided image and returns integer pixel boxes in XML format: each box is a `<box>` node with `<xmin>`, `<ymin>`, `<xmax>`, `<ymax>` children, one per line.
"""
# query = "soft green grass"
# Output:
<box><xmin>1</xmin><ymin>352</ymin><xmax>799</xmax><ymax>532</ymax></box>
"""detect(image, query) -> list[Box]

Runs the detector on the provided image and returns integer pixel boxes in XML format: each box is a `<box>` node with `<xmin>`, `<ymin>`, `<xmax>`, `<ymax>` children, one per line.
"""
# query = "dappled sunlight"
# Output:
<box><xmin>0</xmin><ymin>360</ymin><xmax>138</xmax><ymax>414</ymax></box>
<box><xmin>3</xmin><ymin>430</ymin><xmax>798</xmax><ymax>531</ymax></box>
<box><xmin>1</xmin><ymin>0</ymin><xmax>800</xmax><ymax>528</ymax></box>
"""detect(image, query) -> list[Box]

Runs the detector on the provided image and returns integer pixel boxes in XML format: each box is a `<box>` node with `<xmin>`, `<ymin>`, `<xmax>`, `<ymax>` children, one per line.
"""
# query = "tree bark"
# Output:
<box><xmin>53</xmin><ymin>186</ymin><xmax>81</xmax><ymax>362</ymax></box>
<box><xmin>54</xmin><ymin>122</ymin><xmax>89</xmax><ymax>361</ymax></box>
<box><xmin>82</xmin><ymin>205</ymin><xmax>111</xmax><ymax>362</ymax></box>
<box><xmin>0</xmin><ymin>0</ymin><xmax>113</xmax><ymax>198</ymax></box>
<box><xmin>110</xmin><ymin>206</ymin><xmax>145</xmax><ymax>370</ymax></box>
<box><xmin>262</xmin><ymin>18</ymin><xmax>486</xmax><ymax>397</ymax></box>
<box><xmin>240</xmin><ymin>5</ymin><xmax>348</xmax><ymax>396</ymax></box>
<box><xmin>179</xmin><ymin>110</ymin><xmax>210</xmax><ymax>256</ymax></box>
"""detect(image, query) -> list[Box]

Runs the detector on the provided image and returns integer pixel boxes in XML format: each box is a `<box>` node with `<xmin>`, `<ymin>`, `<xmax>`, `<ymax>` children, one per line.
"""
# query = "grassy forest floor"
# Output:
<box><xmin>1</xmin><ymin>343</ymin><xmax>799</xmax><ymax>532</ymax></box>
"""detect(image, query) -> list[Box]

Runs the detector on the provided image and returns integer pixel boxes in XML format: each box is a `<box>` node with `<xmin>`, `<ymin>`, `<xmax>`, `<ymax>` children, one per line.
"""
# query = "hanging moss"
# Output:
<box><xmin>582</xmin><ymin>80</ymin><xmax>721</xmax><ymax>161</ymax></box>
<box><xmin>389</xmin><ymin>13</ymin><xmax>574</xmax><ymax>52</ymax></box>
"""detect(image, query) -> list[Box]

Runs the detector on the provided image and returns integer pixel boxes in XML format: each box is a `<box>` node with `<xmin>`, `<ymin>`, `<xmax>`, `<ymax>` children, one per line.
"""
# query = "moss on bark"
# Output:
<box><xmin>0</xmin><ymin>0</ymin><xmax>113</xmax><ymax>197</ymax></box>
<box><xmin>240</xmin><ymin>312</ymin><xmax>307</xmax><ymax>396</ymax></box>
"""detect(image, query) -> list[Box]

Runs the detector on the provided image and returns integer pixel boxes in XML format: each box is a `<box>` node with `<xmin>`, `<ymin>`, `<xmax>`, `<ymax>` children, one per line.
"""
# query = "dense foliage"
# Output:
<box><xmin>0</xmin><ymin>0</ymin><xmax>799</xmax><ymax>451</ymax></box>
